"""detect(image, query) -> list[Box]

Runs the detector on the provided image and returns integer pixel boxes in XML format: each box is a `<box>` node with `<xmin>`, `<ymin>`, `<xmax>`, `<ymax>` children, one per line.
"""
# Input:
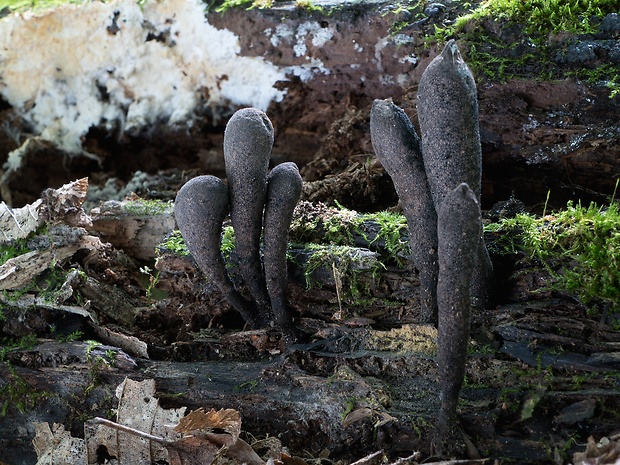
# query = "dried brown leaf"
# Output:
<box><xmin>214</xmin><ymin>437</ymin><xmax>264</xmax><ymax>465</ymax></box>
<box><xmin>86</xmin><ymin>378</ymin><xmax>185</xmax><ymax>464</ymax></box>
<box><xmin>33</xmin><ymin>422</ymin><xmax>86</xmax><ymax>465</ymax></box>
<box><xmin>168</xmin><ymin>435</ymin><xmax>221</xmax><ymax>465</ymax></box>
<box><xmin>175</xmin><ymin>408</ymin><xmax>242</xmax><ymax>442</ymax></box>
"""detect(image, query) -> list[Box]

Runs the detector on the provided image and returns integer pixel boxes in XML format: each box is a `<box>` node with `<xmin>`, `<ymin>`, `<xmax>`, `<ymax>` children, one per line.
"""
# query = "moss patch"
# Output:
<box><xmin>123</xmin><ymin>199</ymin><xmax>173</xmax><ymax>217</ymax></box>
<box><xmin>418</xmin><ymin>0</ymin><xmax>620</xmax><ymax>95</ymax></box>
<box><xmin>487</xmin><ymin>197</ymin><xmax>620</xmax><ymax>321</ymax></box>
<box><xmin>448</xmin><ymin>0</ymin><xmax>618</xmax><ymax>37</ymax></box>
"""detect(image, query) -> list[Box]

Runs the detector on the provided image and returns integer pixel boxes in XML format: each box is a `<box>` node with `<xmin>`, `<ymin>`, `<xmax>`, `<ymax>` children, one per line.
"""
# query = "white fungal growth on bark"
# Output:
<box><xmin>0</xmin><ymin>0</ymin><xmax>287</xmax><ymax>155</ymax></box>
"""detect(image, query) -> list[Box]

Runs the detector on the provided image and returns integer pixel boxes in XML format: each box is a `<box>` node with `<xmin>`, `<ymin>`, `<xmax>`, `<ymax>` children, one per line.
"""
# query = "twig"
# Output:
<box><xmin>88</xmin><ymin>417</ymin><xmax>172</xmax><ymax>446</ymax></box>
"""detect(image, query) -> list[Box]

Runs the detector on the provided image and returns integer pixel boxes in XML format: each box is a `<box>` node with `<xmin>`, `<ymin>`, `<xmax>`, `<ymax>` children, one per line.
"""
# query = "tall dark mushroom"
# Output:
<box><xmin>263</xmin><ymin>162</ymin><xmax>303</xmax><ymax>342</ymax></box>
<box><xmin>435</xmin><ymin>182</ymin><xmax>481</xmax><ymax>456</ymax></box>
<box><xmin>418</xmin><ymin>39</ymin><xmax>481</xmax><ymax>207</ymax></box>
<box><xmin>223</xmin><ymin>107</ymin><xmax>274</xmax><ymax>325</ymax></box>
<box><xmin>174</xmin><ymin>175</ymin><xmax>258</xmax><ymax>328</ymax></box>
<box><xmin>370</xmin><ymin>99</ymin><xmax>439</xmax><ymax>325</ymax></box>
<box><xmin>417</xmin><ymin>39</ymin><xmax>493</xmax><ymax>309</ymax></box>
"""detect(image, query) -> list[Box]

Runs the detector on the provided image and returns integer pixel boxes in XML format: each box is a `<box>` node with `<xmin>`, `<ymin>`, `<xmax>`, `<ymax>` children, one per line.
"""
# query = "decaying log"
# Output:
<box><xmin>78</xmin><ymin>275</ymin><xmax>144</xmax><ymax>327</ymax></box>
<box><xmin>0</xmin><ymin>246</ymin><xmax>81</xmax><ymax>290</ymax></box>
<box><xmin>89</xmin><ymin>199</ymin><xmax>176</xmax><ymax>261</ymax></box>
<box><xmin>0</xmin><ymin>330</ymin><xmax>439</xmax><ymax>465</ymax></box>
<box><xmin>2</xmin><ymin>181</ymin><xmax>620</xmax><ymax>465</ymax></box>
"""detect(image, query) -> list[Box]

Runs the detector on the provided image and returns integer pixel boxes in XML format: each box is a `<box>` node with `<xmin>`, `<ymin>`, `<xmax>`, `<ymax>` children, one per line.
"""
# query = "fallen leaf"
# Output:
<box><xmin>85</xmin><ymin>378</ymin><xmax>185</xmax><ymax>464</ymax></box>
<box><xmin>175</xmin><ymin>408</ymin><xmax>242</xmax><ymax>442</ymax></box>
<box><xmin>33</xmin><ymin>423</ymin><xmax>86</xmax><ymax>465</ymax></box>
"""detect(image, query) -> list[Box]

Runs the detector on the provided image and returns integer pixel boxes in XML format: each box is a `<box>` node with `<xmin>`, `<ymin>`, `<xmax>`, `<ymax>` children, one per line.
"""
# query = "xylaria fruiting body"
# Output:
<box><xmin>435</xmin><ymin>182</ymin><xmax>481</xmax><ymax>456</ymax></box>
<box><xmin>224</xmin><ymin>108</ymin><xmax>273</xmax><ymax>324</ymax></box>
<box><xmin>417</xmin><ymin>39</ymin><xmax>493</xmax><ymax>311</ymax></box>
<box><xmin>370</xmin><ymin>99</ymin><xmax>439</xmax><ymax>325</ymax></box>
<box><xmin>263</xmin><ymin>162</ymin><xmax>303</xmax><ymax>342</ymax></box>
<box><xmin>418</xmin><ymin>39</ymin><xmax>481</xmax><ymax>208</ymax></box>
<box><xmin>174</xmin><ymin>175</ymin><xmax>257</xmax><ymax>328</ymax></box>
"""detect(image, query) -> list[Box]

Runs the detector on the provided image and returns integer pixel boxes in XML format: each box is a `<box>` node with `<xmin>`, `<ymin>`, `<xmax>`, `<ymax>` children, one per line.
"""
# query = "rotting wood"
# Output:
<box><xmin>89</xmin><ymin>198</ymin><xmax>176</xmax><ymax>261</ymax></box>
<box><xmin>0</xmin><ymin>246</ymin><xmax>80</xmax><ymax>290</ymax></box>
<box><xmin>77</xmin><ymin>274</ymin><xmax>144</xmax><ymax>327</ymax></box>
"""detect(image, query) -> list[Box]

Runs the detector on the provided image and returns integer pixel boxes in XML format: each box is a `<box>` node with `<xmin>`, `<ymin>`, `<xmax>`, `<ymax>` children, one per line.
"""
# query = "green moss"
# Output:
<box><xmin>440</xmin><ymin>0</ymin><xmax>619</xmax><ymax>39</ymax></box>
<box><xmin>291</xmin><ymin>202</ymin><xmax>362</xmax><ymax>246</ymax></box>
<box><xmin>124</xmin><ymin>199</ymin><xmax>173</xmax><ymax>217</ymax></box>
<box><xmin>0</xmin><ymin>365</ymin><xmax>52</xmax><ymax>416</ymax></box>
<box><xmin>0</xmin><ymin>334</ymin><xmax>37</xmax><ymax>362</ymax></box>
<box><xmin>423</xmin><ymin>0</ymin><xmax>620</xmax><ymax>97</ymax></box>
<box><xmin>160</xmin><ymin>227</ymin><xmax>237</xmax><ymax>259</ymax></box>
<box><xmin>0</xmin><ymin>335</ymin><xmax>52</xmax><ymax>415</ymax></box>
<box><xmin>0</xmin><ymin>0</ymin><xmax>154</xmax><ymax>13</ymax></box>
<box><xmin>0</xmin><ymin>0</ymin><xmax>86</xmax><ymax>13</ymax></box>
<box><xmin>0</xmin><ymin>237</ymin><xmax>32</xmax><ymax>266</ymax></box>
<box><xmin>211</xmin><ymin>0</ymin><xmax>325</xmax><ymax>13</ymax></box>
<box><xmin>294</xmin><ymin>0</ymin><xmax>323</xmax><ymax>13</ymax></box>
<box><xmin>56</xmin><ymin>330</ymin><xmax>84</xmax><ymax>343</ymax></box>
<box><xmin>213</xmin><ymin>0</ymin><xmax>272</xmax><ymax>13</ymax></box>
<box><xmin>301</xmin><ymin>243</ymin><xmax>384</xmax><ymax>301</ymax></box>
<box><xmin>486</xmin><ymin>197</ymin><xmax>620</xmax><ymax>321</ymax></box>
<box><xmin>221</xmin><ymin>225</ymin><xmax>235</xmax><ymax>260</ymax></box>
<box><xmin>291</xmin><ymin>202</ymin><xmax>411</xmax><ymax>267</ymax></box>
<box><xmin>361</xmin><ymin>210</ymin><xmax>410</xmax><ymax>266</ymax></box>
<box><xmin>161</xmin><ymin>230</ymin><xmax>190</xmax><ymax>257</ymax></box>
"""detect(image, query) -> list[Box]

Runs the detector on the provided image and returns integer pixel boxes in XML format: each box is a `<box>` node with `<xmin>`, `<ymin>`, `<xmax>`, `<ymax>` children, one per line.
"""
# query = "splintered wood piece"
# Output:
<box><xmin>0</xmin><ymin>246</ymin><xmax>80</xmax><ymax>290</ymax></box>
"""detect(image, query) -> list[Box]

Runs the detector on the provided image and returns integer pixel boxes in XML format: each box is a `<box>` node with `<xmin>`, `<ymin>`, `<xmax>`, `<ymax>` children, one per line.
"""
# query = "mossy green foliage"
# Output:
<box><xmin>430</xmin><ymin>0</ymin><xmax>620</xmax><ymax>95</ymax></box>
<box><xmin>0</xmin><ymin>238</ymin><xmax>30</xmax><ymax>266</ymax></box>
<box><xmin>290</xmin><ymin>202</ymin><xmax>363</xmax><ymax>246</ymax></box>
<box><xmin>214</xmin><ymin>0</ymin><xmax>270</xmax><ymax>12</ymax></box>
<box><xmin>488</xmin><ymin>199</ymin><xmax>620</xmax><ymax>319</ymax></box>
<box><xmin>124</xmin><ymin>199</ymin><xmax>173</xmax><ymax>217</ymax></box>
<box><xmin>3</xmin><ymin>0</ymin><xmax>161</xmax><ymax>13</ymax></box>
<box><xmin>0</xmin><ymin>334</ymin><xmax>52</xmax><ymax>416</ymax></box>
<box><xmin>361</xmin><ymin>210</ymin><xmax>409</xmax><ymax>266</ymax></box>
<box><xmin>300</xmin><ymin>243</ymin><xmax>384</xmax><ymax>300</ymax></box>
<box><xmin>0</xmin><ymin>334</ymin><xmax>37</xmax><ymax>361</ymax></box>
<box><xmin>0</xmin><ymin>0</ymin><xmax>134</xmax><ymax>14</ymax></box>
<box><xmin>0</xmin><ymin>365</ymin><xmax>52</xmax><ymax>415</ymax></box>
<box><xmin>160</xmin><ymin>227</ymin><xmax>234</xmax><ymax>258</ymax></box>
<box><xmin>450</xmin><ymin>0</ymin><xmax>619</xmax><ymax>37</ymax></box>
<box><xmin>161</xmin><ymin>230</ymin><xmax>190</xmax><ymax>257</ymax></box>
<box><xmin>3</xmin><ymin>265</ymin><xmax>72</xmax><ymax>303</ymax></box>
<box><xmin>211</xmin><ymin>0</ymin><xmax>323</xmax><ymax>13</ymax></box>
<box><xmin>290</xmin><ymin>202</ymin><xmax>410</xmax><ymax>266</ymax></box>
<box><xmin>221</xmin><ymin>225</ymin><xmax>236</xmax><ymax>259</ymax></box>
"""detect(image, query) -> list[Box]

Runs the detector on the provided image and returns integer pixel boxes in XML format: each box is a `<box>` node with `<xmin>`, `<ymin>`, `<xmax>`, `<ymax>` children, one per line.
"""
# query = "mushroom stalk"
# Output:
<box><xmin>370</xmin><ymin>99</ymin><xmax>439</xmax><ymax>325</ymax></box>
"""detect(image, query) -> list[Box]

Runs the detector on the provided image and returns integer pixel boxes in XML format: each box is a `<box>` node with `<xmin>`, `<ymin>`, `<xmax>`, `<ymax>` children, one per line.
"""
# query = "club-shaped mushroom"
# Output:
<box><xmin>174</xmin><ymin>175</ymin><xmax>258</xmax><ymax>328</ymax></box>
<box><xmin>370</xmin><ymin>99</ymin><xmax>439</xmax><ymax>325</ymax></box>
<box><xmin>417</xmin><ymin>39</ymin><xmax>493</xmax><ymax>310</ymax></box>
<box><xmin>263</xmin><ymin>162</ymin><xmax>303</xmax><ymax>342</ymax></box>
<box><xmin>435</xmin><ymin>182</ymin><xmax>481</xmax><ymax>456</ymax></box>
<box><xmin>223</xmin><ymin>108</ymin><xmax>274</xmax><ymax>325</ymax></box>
